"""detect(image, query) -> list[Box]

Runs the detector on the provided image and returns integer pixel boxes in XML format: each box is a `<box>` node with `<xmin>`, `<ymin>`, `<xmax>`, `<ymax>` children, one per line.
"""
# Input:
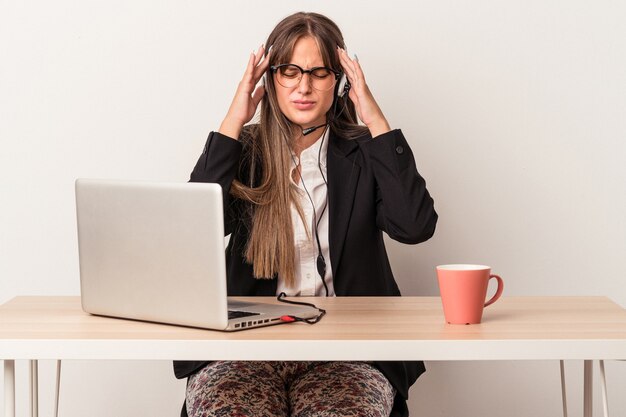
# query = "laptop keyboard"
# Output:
<box><xmin>228</xmin><ymin>310</ymin><xmax>261</xmax><ymax>320</ymax></box>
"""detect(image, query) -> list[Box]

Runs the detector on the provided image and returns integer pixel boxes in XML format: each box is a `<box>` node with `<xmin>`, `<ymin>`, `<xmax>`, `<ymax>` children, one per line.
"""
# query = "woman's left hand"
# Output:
<box><xmin>337</xmin><ymin>47</ymin><xmax>391</xmax><ymax>137</ymax></box>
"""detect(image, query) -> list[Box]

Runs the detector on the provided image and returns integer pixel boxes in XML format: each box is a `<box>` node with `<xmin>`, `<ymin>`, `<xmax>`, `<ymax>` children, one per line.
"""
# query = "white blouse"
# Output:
<box><xmin>276</xmin><ymin>128</ymin><xmax>335</xmax><ymax>297</ymax></box>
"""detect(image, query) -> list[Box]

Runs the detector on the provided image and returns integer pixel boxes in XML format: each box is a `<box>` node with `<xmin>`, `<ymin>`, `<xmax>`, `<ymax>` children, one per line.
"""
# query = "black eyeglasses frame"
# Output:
<box><xmin>269</xmin><ymin>64</ymin><xmax>342</xmax><ymax>90</ymax></box>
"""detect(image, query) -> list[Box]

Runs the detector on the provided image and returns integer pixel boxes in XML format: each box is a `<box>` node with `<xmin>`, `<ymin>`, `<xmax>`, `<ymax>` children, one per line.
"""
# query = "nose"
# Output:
<box><xmin>297</xmin><ymin>72</ymin><xmax>313</xmax><ymax>94</ymax></box>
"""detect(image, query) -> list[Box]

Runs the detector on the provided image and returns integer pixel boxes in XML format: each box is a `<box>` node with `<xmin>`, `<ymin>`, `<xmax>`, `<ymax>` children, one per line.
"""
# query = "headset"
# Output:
<box><xmin>336</xmin><ymin>72</ymin><xmax>350</xmax><ymax>99</ymax></box>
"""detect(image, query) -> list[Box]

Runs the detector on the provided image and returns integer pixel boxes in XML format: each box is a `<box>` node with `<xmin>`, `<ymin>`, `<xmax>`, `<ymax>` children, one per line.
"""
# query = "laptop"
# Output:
<box><xmin>75</xmin><ymin>178</ymin><xmax>319</xmax><ymax>331</ymax></box>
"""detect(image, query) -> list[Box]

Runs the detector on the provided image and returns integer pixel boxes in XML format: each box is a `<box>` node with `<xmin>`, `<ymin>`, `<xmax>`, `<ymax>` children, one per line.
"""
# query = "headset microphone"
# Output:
<box><xmin>302</xmin><ymin>123</ymin><xmax>327</xmax><ymax>136</ymax></box>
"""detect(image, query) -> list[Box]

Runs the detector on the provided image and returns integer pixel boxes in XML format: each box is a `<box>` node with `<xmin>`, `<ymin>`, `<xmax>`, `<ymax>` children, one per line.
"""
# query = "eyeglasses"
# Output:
<box><xmin>270</xmin><ymin>64</ymin><xmax>341</xmax><ymax>91</ymax></box>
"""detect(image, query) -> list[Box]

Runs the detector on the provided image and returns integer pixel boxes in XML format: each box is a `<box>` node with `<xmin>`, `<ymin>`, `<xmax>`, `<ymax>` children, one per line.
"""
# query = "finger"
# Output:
<box><xmin>345</xmin><ymin>58</ymin><xmax>366</xmax><ymax>93</ymax></box>
<box><xmin>252</xmin><ymin>52</ymin><xmax>271</xmax><ymax>82</ymax></box>
<box><xmin>352</xmin><ymin>56</ymin><xmax>366</xmax><ymax>83</ymax></box>
<box><xmin>236</xmin><ymin>53</ymin><xmax>257</xmax><ymax>95</ymax></box>
<box><xmin>338</xmin><ymin>51</ymin><xmax>360</xmax><ymax>89</ymax></box>
<box><xmin>336</xmin><ymin>46</ymin><xmax>348</xmax><ymax>69</ymax></box>
<box><xmin>251</xmin><ymin>85</ymin><xmax>265</xmax><ymax>108</ymax></box>
<box><xmin>344</xmin><ymin>51</ymin><xmax>363</xmax><ymax>83</ymax></box>
<box><xmin>252</xmin><ymin>44</ymin><xmax>265</xmax><ymax>67</ymax></box>
<box><xmin>243</xmin><ymin>51</ymin><xmax>256</xmax><ymax>80</ymax></box>
<box><xmin>338</xmin><ymin>48</ymin><xmax>358</xmax><ymax>78</ymax></box>
<box><xmin>245</xmin><ymin>44</ymin><xmax>265</xmax><ymax>82</ymax></box>
<box><xmin>250</xmin><ymin>44</ymin><xmax>272</xmax><ymax>84</ymax></box>
<box><xmin>348</xmin><ymin>86</ymin><xmax>358</xmax><ymax>106</ymax></box>
<box><xmin>337</xmin><ymin>47</ymin><xmax>350</xmax><ymax>73</ymax></box>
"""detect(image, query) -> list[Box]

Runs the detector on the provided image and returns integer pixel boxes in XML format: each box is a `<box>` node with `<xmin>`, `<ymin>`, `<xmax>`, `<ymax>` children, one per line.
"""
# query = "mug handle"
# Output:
<box><xmin>484</xmin><ymin>274</ymin><xmax>504</xmax><ymax>307</ymax></box>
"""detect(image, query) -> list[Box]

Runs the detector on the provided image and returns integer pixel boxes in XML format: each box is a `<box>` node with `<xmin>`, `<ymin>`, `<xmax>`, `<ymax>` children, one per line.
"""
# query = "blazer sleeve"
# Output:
<box><xmin>360</xmin><ymin>129</ymin><xmax>437</xmax><ymax>244</ymax></box>
<box><xmin>189</xmin><ymin>131</ymin><xmax>243</xmax><ymax>236</ymax></box>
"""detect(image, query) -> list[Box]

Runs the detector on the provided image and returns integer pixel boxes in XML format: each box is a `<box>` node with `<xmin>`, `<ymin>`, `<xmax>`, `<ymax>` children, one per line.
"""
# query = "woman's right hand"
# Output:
<box><xmin>219</xmin><ymin>44</ymin><xmax>270</xmax><ymax>140</ymax></box>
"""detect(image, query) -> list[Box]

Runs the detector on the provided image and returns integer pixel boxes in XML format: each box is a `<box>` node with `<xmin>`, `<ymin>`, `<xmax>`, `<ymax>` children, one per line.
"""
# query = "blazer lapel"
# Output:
<box><xmin>327</xmin><ymin>131</ymin><xmax>361</xmax><ymax>281</ymax></box>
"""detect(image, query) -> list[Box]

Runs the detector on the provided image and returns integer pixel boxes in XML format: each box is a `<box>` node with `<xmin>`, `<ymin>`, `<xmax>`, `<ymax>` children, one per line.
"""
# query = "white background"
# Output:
<box><xmin>1</xmin><ymin>1</ymin><xmax>625</xmax><ymax>416</ymax></box>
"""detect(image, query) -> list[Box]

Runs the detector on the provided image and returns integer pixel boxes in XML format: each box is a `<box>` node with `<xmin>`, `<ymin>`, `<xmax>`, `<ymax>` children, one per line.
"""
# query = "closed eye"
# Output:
<box><xmin>311</xmin><ymin>68</ymin><xmax>333</xmax><ymax>79</ymax></box>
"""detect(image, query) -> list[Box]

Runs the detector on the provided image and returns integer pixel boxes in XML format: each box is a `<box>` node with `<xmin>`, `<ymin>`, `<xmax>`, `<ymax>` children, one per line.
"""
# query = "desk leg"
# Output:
<box><xmin>4</xmin><ymin>360</ymin><xmax>15</xmax><ymax>417</ymax></box>
<box><xmin>560</xmin><ymin>360</ymin><xmax>568</xmax><ymax>417</ymax></box>
<box><xmin>30</xmin><ymin>360</ymin><xmax>38</xmax><ymax>417</ymax></box>
<box><xmin>584</xmin><ymin>360</ymin><xmax>593</xmax><ymax>417</ymax></box>
<box><xmin>54</xmin><ymin>360</ymin><xmax>61</xmax><ymax>417</ymax></box>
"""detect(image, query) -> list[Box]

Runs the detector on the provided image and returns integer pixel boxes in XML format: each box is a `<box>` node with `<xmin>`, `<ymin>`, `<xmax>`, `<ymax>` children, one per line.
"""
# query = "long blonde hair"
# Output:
<box><xmin>231</xmin><ymin>12</ymin><xmax>367</xmax><ymax>286</ymax></box>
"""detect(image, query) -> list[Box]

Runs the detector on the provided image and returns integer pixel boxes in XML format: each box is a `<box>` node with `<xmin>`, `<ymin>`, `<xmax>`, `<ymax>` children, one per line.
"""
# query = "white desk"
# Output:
<box><xmin>2</xmin><ymin>296</ymin><xmax>626</xmax><ymax>416</ymax></box>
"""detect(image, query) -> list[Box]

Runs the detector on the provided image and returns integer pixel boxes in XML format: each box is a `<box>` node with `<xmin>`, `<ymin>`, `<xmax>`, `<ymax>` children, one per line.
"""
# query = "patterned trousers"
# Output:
<box><xmin>186</xmin><ymin>361</ymin><xmax>396</xmax><ymax>417</ymax></box>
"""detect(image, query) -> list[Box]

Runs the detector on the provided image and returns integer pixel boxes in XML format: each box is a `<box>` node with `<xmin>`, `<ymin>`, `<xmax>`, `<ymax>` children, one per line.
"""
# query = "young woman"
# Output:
<box><xmin>175</xmin><ymin>11</ymin><xmax>437</xmax><ymax>417</ymax></box>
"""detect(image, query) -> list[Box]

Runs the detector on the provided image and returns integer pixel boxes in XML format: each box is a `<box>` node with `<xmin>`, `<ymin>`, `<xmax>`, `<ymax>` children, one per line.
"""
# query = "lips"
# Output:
<box><xmin>292</xmin><ymin>100</ymin><xmax>315</xmax><ymax>110</ymax></box>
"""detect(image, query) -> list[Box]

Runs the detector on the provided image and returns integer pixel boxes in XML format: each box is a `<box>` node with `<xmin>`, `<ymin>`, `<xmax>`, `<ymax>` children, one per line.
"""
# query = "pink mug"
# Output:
<box><xmin>436</xmin><ymin>264</ymin><xmax>504</xmax><ymax>324</ymax></box>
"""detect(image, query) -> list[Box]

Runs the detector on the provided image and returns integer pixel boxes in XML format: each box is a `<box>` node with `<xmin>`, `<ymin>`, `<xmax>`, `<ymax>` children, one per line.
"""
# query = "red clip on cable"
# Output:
<box><xmin>280</xmin><ymin>315</ymin><xmax>297</xmax><ymax>323</ymax></box>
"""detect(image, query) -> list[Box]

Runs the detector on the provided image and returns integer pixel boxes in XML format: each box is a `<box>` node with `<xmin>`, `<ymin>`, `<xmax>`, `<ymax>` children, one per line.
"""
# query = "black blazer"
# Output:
<box><xmin>175</xmin><ymin>127</ymin><xmax>437</xmax><ymax>417</ymax></box>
